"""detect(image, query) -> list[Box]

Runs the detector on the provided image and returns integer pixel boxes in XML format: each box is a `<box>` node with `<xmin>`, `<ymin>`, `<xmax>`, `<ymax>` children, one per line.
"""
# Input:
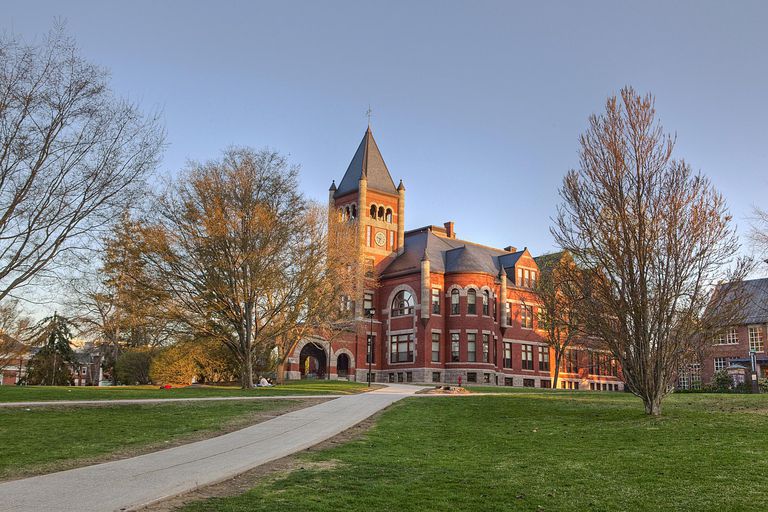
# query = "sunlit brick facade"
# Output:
<box><xmin>284</xmin><ymin>128</ymin><xmax>624</xmax><ymax>389</ymax></box>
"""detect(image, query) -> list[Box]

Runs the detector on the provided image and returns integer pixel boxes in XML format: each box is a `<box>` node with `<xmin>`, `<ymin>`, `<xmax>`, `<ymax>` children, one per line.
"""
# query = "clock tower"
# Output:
<box><xmin>328</xmin><ymin>127</ymin><xmax>405</xmax><ymax>277</ymax></box>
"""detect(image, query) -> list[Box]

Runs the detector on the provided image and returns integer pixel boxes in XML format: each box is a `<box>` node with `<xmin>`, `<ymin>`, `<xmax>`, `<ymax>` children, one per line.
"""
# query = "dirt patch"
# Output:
<box><xmin>3</xmin><ymin>398</ymin><xmax>328</xmax><ymax>483</ymax></box>
<box><xmin>422</xmin><ymin>385</ymin><xmax>471</xmax><ymax>395</ymax></box>
<box><xmin>137</xmin><ymin>410</ymin><xmax>384</xmax><ymax>512</ymax></box>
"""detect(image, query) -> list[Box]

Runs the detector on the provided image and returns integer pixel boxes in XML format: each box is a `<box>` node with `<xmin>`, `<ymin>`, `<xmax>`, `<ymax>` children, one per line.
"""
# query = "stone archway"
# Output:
<box><xmin>300</xmin><ymin>342</ymin><xmax>327</xmax><ymax>379</ymax></box>
<box><xmin>337</xmin><ymin>353</ymin><xmax>350</xmax><ymax>378</ymax></box>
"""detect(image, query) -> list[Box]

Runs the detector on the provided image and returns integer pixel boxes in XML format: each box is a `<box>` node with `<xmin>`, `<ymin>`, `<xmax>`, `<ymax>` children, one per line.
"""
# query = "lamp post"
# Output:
<box><xmin>368</xmin><ymin>308</ymin><xmax>375</xmax><ymax>387</ymax></box>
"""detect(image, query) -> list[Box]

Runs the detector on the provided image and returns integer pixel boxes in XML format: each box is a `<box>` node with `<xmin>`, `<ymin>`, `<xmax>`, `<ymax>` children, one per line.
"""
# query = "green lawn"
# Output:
<box><xmin>0</xmin><ymin>399</ymin><xmax>306</xmax><ymax>480</ymax></box>
<box><xmin>0</xmin><ymin>381</ymin><xmax>368</xmax><ymax>402</ymax></box>
<box><xmin>182</xmin><ymin>391</ymin><xmax>768</xmax><ymax>512</ymax></box>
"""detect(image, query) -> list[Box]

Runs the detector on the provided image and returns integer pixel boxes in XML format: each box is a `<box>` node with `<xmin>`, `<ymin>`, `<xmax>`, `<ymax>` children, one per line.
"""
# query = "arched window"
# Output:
<box><xmin>345</xmin><ymin>206</ymin><xmax>351</xmax><ymax>220</ymax></box>
<box><xmin>338</xmin><ymin>208</ymin><xmax>344</xmax><ymax>222</ymax></box>
<box><xmin>391</xmin><ymin>290</ymin><xmax>414</xmax><ymax>317</ymax></box>
<box><xmin>370</xmin><ymin>204</ymin><xmax>377</xmax><ymax>218</ymax></box>
<box><xmin>467</xmin><ymin>289</ymin><xmax>477</xmax><ymax>315</ymax></box>
<box><xmin>451</xmin><ymin>289</ymin><xmax>460</xmax><ymax>315</ymax></box>
<box><xmin>385</xmin><ymin>208</ymin><xmax>393</xmax><ymax>223</ymax></box>
<box><xmin>350</xmin><ymin>204</ymin><xmax>357</xmax><ymax>220</ymax></box>
<box><xmin>482</xmin><ymin>290</ymin><xmax>490</xmax><ymax>316</ymax></box>
<box><xmin>377</xmin><ymin>206</ymin><xmax>385</xmax><ymax>220</ymax></box>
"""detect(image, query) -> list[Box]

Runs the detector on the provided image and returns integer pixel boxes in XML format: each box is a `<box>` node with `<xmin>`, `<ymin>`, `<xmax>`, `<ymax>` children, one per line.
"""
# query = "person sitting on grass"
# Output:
<box><xmin>258</xmin><ymin>376</ymin><xmax>272</xmax><ymax>387</ymax></box>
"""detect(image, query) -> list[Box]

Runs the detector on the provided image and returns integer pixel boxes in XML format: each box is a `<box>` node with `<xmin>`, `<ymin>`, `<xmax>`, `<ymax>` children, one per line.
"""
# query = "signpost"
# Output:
<box><xmin>750</xmin><ymin>350</ymin><xmax>760</xmax><ymax>394</ymax></box>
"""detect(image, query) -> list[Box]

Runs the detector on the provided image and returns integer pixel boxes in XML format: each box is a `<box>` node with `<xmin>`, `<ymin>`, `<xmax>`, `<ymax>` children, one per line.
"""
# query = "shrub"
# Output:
<box><xmin>712</xmin><ymin>370</ymin><xmax>733</xmax><ymax>391</ymax></box>
<box><xmin>115</xmin><ymin>350</ymin><xmax>153</xmax><ymax>385</ymax></box>
<box><xmin>149</xmin><ymin>339</ymin><xmax>237</xmax><ymax>385</ymax></box>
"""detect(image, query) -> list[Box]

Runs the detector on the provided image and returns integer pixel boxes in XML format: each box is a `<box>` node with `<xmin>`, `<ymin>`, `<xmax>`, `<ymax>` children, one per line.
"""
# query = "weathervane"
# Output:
<box><xmin>365</xmin><ymin>105</ymin><xmax>373</xmax><ymax>127</ymax></box>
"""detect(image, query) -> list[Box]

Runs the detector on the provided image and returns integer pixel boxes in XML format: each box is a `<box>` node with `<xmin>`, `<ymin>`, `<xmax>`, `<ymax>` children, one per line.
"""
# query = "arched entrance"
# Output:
<box><xmin>337</xmin><ymin>353</ymin><xmax>350</xmax><ymax>378</ymax></box>
<box><xmin>300</xmin><ymin>342</ymin><xmax>327</xmax><ymax>379</ymax></box>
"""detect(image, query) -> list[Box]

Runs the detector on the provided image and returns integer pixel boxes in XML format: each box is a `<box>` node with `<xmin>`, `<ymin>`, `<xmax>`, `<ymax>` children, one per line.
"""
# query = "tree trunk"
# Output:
<box><xmin>552</xmin><ymin>365</ymin><xmax>561</xmax><ymax>390</ymax></box>
<box><xmin>643</xmin><ymin>395</ymin><xmax>662</xmax><ymax>416</ymax></box>
<box><xmin>241</xmin><ymin>356</ymin><xmax>254</xmax><ymax>388</ymax></box>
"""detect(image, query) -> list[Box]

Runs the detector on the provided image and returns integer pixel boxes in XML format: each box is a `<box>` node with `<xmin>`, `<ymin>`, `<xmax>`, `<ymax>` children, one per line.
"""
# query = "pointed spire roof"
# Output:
<box><xmin>334</xmin><ymin>128</ymin><xmax>398</xmax><ymax>198</ymax></box>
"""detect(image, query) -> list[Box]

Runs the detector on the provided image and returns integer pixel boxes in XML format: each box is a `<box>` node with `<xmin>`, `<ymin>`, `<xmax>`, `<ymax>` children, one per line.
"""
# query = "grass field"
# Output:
<box><xmin>0</xmin><ymin>399</ymin><xmax>311</xmax><ymax>480</ymax></box>
<box><xmin>0</xmin><ymin>380</ymin><xmax>368</xmax><ymax>402</ymax></box>
<box><xmin>181</xmin><ymin>390</ymin><xmax>768</xmax><ymax>512</ymax></box>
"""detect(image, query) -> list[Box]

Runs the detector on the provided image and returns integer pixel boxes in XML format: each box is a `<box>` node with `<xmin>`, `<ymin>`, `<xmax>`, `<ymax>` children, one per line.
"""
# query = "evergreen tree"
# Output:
<box><xmin>25</xmin><ymin>313</ymin><xmax>76</xmax><ymax>386</ymax></box>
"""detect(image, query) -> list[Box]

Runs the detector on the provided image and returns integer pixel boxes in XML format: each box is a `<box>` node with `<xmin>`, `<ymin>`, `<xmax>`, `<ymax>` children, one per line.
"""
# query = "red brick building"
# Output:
<box><xmin>678</xmin><ymin>278</ymin><xmax>768</xmax><ymax>389</ymax></box>
<box><xmin>284</xmin><ymin>128</ymin><xmax>624</xmax><ymax>390</ymax></box>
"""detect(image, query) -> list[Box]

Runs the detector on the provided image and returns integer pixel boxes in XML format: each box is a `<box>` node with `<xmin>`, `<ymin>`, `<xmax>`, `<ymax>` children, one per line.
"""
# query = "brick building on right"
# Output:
<box><xmin>679</xmin><ymin>277</ymin><xmax>768</xmax><ymax>389</ymax></box>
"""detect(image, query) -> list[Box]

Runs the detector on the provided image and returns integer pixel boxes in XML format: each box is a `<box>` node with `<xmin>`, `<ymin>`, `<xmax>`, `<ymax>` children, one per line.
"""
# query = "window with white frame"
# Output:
<box><xmin>521</xmin><ymin>304</ymin><xmax>533</xmax><ymax>329</ymax></box>
<box><xmin>727</xmin><ymin>327</ymin><xmax>739</xmax><ymax>344</ymax></box>
<box><xmin>451</xmin><ymin>289</ymin><xmax>460</xmax><ymax>315</ymax></box>
<box><xmin>482</xmin><ymin>291</ymin><xmax>489</xmax><ymax>316</ymax></box>
<box><xmin>482</xmin><ymin>333</ymin><xmax>490</xmax><ymax>363</ymax></box>
<box><xmin>538</xmin><ymin>347</ymin><xmax>549</xmax><ymax>371</ymax></box>
<box><xmin>431</xmin><ymin>332</ymin><xmax>440</xmax><ymax>362</ymax></box>
<box><xmin>391</xmin><ymin>290</ymin><xmax>414</xmax><ymax>317</ymax></box>
<box><xmin>749</xmin><ymin>326</ymin><xmax>764</xmax><ymax>352</ymax></box>
<box><xmin>467</xmin><ymin>289</ymin><xmax>477</xmax><ymax>315</ymax></box>
<box><xmin>714</xmin><ymin>357</ymin><xmax>727</xmax><ymax>372</ymax></box>
<box><xmin>451</xmin><ymin>333</ymin><xmax>460</xmax><ymax>362</ymax></box>
<box><xmin>521</xmin><ymin>344</ymin><xmax>533</xmax><ymax>370</ymax></box>
<box><xmin>431</xmin><ymin>288</ymin><xmax>440</xmax><ymax>314</ymax></box>
<box><xmin>467</xmin><ymin>333</ymin><xmax>477</xmax><ymax>362</ymax></box>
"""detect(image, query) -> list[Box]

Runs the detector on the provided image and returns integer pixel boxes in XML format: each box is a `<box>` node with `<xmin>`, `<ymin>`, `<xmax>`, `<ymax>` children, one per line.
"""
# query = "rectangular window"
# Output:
<box><xmin>467</xmin><ymin>333</ymin><xmax>477</xmax><ymax>362</ymax></box>
<box><xmin>749</xmin><ymin>326</ymin><xmax>764</xmax><ymax>352</ymax></box>
<box><xmin>525</xmin><ymin>269</ymin><xmax>531</xmax><ymax>288</ymax></box>
<box><xmin>505</xmin><ymin>302</ymin><xmax>511</xmax><ymax>323</ymax></box>
<box><xmin>482</xmin><ymin>334</ymin><xmax>490</xmax><ymax>363</ymax></box>
<box><xmin>366</xmin><ymin>334</ymin><xmax>375</xmax><ymax>364</ymax></box>
<box><xmin>503</xmin><ymin>343</ymin><xmax>512</xmax><ymax>368</ymax></box>
<box><xmin>432</xmin><ymin>288</ymin><xmax>440</xmax><ymax>314</ymax></box>
<box><xmin>523</xmin><ymin>378</ymin><xmax>535</xmax><ymax>388</ymax></box>
<box><xmin>531</xmin><ymin>270</ymin><xmax>537</xmax><ymax>288</ymax></box>
<box><xmin>451</xmin><ymin>333</ymin><xmax>460</xmax><ymax>362</ymax></box>
<box><xmin>406</xmin><ymin>372</ymin><xmax>413</xmax><ymax>383</ymax></box>
<box><xmin>727</xmin><ymin>327</ymin><xmax>739</xmax><ymax>344</ymax></box>
<box><xmin>518</xmin><ymin>267</ymin><xmax>523</xmax><ymax>286</ymax></box>
<box><xmin>482</xmin><ymin>292</ymin><xmax>489</xmax><ymax>316</ymax></box>
<box><xmin>397</xmin><ymin>372</ymin><xmax>404</xmax><ymax>382</ymax></box>
<box><xmin>483</xmin><ymin>373</ymin><xmax>491</xmax><ymax>383</ymax></box>
<box><xmin>467</xmin><ymin>372</ymin><xmax>477</xmax><ymax>383</ymax></box>
<box><xmin>363</xmin><ymin>292</ymin><xmax>374</xmax><ymax>315</ymax></box>
<box><xmin>390</xmin><ymin>333</ymin><xmax>414</xmax><ymax>363</ymax></box>
<box><xmin>521</xmin><ymin>344</ymin><xmax>534</xmax><ymax>370</ymax></box>
<box><xmin>365</xmin><ymin>257</ymin><xmax>374</xmax><ymax>277</ymax></box>
<box><xmin>714</xmin><ymin>357</ymin><xmax>727</xmax><ymax>372</ymax></box>
<box><xmin>714</xmin><ymin>331</ymin><xmax>726</xmax><ymax>345</ymax></box>
<box><xmin>538</xmin><ymin>347</ymin><xmax>550</xmax><ymax>371</ymax></box>
<box><xmin>541</xmin><ymin>379</ymin><xmax>551</xmax><ymax>388</ymax></box>
<box><xmin>390</xmin><ymin>231</ymin><xmax>394</xmax><ymax>249</ymax></box>
<box><xmin>504</xmin><ymin>377</ymin><xmax>514</xmax><ymax>386</ymax></box>
<box><xmin>521</xmin><ymin>305</ymin><xmax>533</xmax><ymax>329</ymax></box>
<box><xmin>366</xmin><ymin>225</ymin><xmax>371</xmax><ymax>247</ymax></box>
<box><xmin>431</xmin><ymin>332</ymin><xmax>440</xmax><ymax>362</ymax></box>
<box><xmin>432</xmin><ymin>372</ymin><xmax>441</xmax><ymax>383</ymax></box>
<box><xmin>388</xmin><ymin>373</ymin><xmax>395</xmax><ymax>383</ymax></box>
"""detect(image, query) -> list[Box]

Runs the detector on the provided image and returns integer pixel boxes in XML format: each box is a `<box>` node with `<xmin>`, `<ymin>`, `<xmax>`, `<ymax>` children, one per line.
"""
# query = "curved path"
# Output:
<box><xmin>0</xmin><ymin>383</ymin><xmax>421</xmax><ymax>512</ymax></box>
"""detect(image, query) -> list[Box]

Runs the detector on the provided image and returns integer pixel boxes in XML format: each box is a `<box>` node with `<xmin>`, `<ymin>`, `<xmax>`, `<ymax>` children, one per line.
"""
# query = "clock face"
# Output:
<box><xmin>375</xmin><ymin>231</ymin><xmax>386</xmax><ymax>247</ymax></box>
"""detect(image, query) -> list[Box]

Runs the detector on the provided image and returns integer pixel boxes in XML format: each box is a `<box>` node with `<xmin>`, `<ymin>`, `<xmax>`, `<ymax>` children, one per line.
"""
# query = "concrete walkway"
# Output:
<box><xmin>0</xmin><ymin>384</ymin><xmax>420</xmax><ymax>512</ymax></box>
<box><xmin>0</xmin><ymin>395</ymin><xmax>346</xmax><ymax>408</ymax></box>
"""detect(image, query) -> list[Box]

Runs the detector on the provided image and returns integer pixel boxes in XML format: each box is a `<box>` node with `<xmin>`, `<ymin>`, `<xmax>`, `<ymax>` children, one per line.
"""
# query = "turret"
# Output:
<box><xmin>420</xmin><ymin>257</ymin><xmax>430</xmax><ymax>321</ymax></box>
<box><xmin>499</xmin><ymin>265</ymin><xmax>508</xmax><ymax>328</ymax></box>
<box><xmin>397</xmin><ymin>179</ymin><xmax>405</xmax><ymax>255</ymax></box>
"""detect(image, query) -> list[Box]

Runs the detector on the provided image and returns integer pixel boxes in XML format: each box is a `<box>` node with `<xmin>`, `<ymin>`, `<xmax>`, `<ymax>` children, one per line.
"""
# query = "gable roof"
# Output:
<box><xmin>334</xmin><ymin>128</ymin><xmax>398</xmax><ymax>198</ymax></box>
<box><xmin>380</xmin><ymin>227</ymin><xmax>532</xmax><ymax>282</ymax></box>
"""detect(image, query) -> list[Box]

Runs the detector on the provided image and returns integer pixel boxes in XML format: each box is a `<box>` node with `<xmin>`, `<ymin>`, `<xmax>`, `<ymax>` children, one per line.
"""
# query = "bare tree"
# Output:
<box><xmin>70</xmin><ymin>212</ymin><xmax>171</xmax><ymax>382</ymax></box>
<box><xmin>531</xmin><ymin>251</ymin><xmax>583</xmax><ymax>389</ymax></box>
<box><xmin>750</xmin><ymin>207</ymin><xmax>768</xmax><ymax>263</ymax></box>
<box><xmin>553</xmin><ymin>87</ymin><xmax>749</xmax><ymax>416</ymax></box>
<box><xmin>139</xmin><ymin>148</ymin><xmax>359</xmax><ymax>388</ymax></box>
<box><xmin>0</xmin><ymin>26</ymin><xmax>163</xmax><ymax>301</ymax></box>
<box><xmin>0</xmin><ymin>299</ymin><xmax>30</xmax><ymax>373</ymax></box>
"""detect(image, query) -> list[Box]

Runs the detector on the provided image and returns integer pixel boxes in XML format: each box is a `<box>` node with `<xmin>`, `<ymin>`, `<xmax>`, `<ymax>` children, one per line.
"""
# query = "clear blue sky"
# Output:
<box><xmin>4</xmin><ymin>0</ymin><xmax>768</xmax><ymax>258</ymax></box>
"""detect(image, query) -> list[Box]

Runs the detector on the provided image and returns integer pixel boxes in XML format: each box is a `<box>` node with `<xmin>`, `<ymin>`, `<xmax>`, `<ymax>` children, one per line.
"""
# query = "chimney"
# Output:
<box><xmin>443</xmin><ymin>221</ymin><xmax>455</xmax><ymax>239</ymax></box>
<box><xmin>504</xmin><ymin>246</ymin><xmax>517</xmax><ymax>253</ymax></box>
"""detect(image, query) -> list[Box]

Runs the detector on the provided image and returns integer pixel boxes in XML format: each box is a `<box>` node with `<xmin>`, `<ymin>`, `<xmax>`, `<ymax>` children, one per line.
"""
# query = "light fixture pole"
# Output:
<box><xmin>368</xmin><ymin>308</ymin><xmax>375</xmax><ymax>387</ymax></box>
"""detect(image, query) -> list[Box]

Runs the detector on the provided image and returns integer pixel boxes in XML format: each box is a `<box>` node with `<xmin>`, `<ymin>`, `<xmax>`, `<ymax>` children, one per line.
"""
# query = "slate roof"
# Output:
<box><xmin>381</xmin><ymin>227</ymin><xmax>528</xmax><ymax>280</ymax></box>
<box><xmin>334</xmin><ymin>128</ymin><xmax>398</xmax><ymax>198</ymax></box>
<box><xmin>715</xmin><ymin>277</ymin><xmax>768</xmax><ymax>325</ymax></box>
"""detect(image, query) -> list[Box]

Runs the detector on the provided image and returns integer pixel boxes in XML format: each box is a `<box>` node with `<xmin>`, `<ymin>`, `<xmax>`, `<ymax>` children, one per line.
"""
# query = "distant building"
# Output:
<box><xmin>284</xmin><ymin>128</ymin><xmax>624</xmax><ymax>390</ymax></box>
<box><xmin>680</xmin><ymin>278</ymin><xmax>768</xmax><ymax>389</ymax></box>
